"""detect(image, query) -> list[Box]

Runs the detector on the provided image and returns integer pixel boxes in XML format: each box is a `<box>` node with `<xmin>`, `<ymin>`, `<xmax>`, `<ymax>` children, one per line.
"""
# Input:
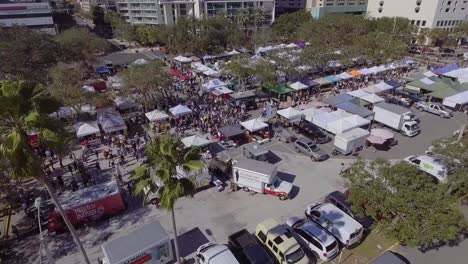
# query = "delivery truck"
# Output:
<box><xmin>101</xmin><ymin>221</ymin><xmax>173</xmax><ymax>264</ymax></box>
<box><xmin>333</xmin><ymin>128</ymin><xmax>370</xmax><ymax>155</ymax></box>
<box><xmin>373</xmin><ymin>103</ymin><xmax>420</xmax><ymax>137</ymax></box>
<box><xmin>232</xmin><ymin>158</ymin><xmax>293</xmax><ymax>200</ymax></box>
<box><xmin>48</xmin><ymin>181</ymin><xmax>125</xmax><ymax>233</ymax></box>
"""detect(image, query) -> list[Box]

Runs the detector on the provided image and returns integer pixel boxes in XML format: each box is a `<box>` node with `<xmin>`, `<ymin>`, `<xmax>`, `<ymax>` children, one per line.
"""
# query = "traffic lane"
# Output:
<box><xmin>394</xmin><ymin>239</ymin><xmax>468</xmax><ymax>264</ymax></box>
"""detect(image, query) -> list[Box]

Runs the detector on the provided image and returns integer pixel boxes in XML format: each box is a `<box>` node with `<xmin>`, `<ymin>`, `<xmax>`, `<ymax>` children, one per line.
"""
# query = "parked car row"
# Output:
<box><xmin>196</xmin><ymin>191</ymin><xmax>369</xmax><ymax>264</ymax></box>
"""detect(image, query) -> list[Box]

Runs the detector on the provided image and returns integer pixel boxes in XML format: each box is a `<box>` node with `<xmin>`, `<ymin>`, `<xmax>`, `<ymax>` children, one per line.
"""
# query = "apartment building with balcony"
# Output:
<box><xmin>0</xmin><ymin>0</ymin><xmax>56</xmax><ymax>34</ymax></box>
<box><xmin>80</xmin><ymin>0</ymin><xmax>116</xmax><ymax>12</ymax></box>
<box><xmin>307</xmin><ymin>0</ymin><xmax>368</xmax><ymax>18</ymax></box>
<box><xmin>116</xmin><ymin>0</ymin><xmax>275</xmax><ymax>25</ymax></box>
<box><xmin>367</xmin><ymin>0</ymin><xmax>468</xmax><ymax>31</ymax></box>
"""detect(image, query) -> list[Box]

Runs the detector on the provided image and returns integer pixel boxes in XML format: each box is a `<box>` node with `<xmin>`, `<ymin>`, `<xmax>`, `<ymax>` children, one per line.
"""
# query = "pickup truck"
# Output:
<box><xmin>414</xmin><ymin>102</ymin><xmax>453</xmax><ymax>118</ymax></box>
<box><xmin>228</xmin><ymin>229</ymin><xmax>275</xmax><ymax>264</ymax></box>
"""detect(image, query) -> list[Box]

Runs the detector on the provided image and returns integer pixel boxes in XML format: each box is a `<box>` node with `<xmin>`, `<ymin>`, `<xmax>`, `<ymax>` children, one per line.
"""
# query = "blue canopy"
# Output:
<box><xmin>385</xmin><ymin>80</ymin><xmax>402</xmax><ymax>88</ymax></box>
<box><xmin>290</xmin><ymin>77</ymin><xmax>319</xmax><ymax>87</ymax></box>
<box><xmin>433</xmin><ymin>64</ymin><xmax>459</xmax><ymax>75</ymax></box>
<box><xmin>96</xmin><ymin>66</ymin><xmax>111</xmax><ymax>74</ymax></box>
<box><xmin>335</xmin><ymin>101</ymin><xmax>374</xmax><ymax>118</ymax></box>
<box><xmin>324</xmin><ymin>75</ymin><xmax>342</xmax><ymax>83</ymax></box>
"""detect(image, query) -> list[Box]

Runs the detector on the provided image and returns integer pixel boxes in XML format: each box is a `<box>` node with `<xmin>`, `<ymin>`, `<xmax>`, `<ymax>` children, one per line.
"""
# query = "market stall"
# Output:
<box><xmin>169</xmin><ymin>104</ymin><xmax>192</xmax><ymax>117</ymax></box>
<box><xmin>277</xmin><ymin>107</ymin><xmax>304</xmax><ymax>123</ymax></box>
<box><xmin>181</xmin><ymin>135</ymin><xmax>211</xmax><ymax>148</ymax></box>
<box><xmin>443</xmin><ymin>90</ymin><xmax>468</xmax><ymax>110</ymax></box>
<box><xmin>360</xmin><ymin>93</ymin><xmax>385</xmax><ymax>104</ymax></box>
<box><xmin>145</xmin><ymin>109</ymin><xmax>170</xmax><ymax>122</ymax></box>
<box><xmin>288</xmin><ymin>81</ymin><xmax>309</xmax><ymax>91</ymax></box>
<box><xmin>97</xmin><ymin>109</ymin><xmax>127</xmax><ymax>134</ymax></box>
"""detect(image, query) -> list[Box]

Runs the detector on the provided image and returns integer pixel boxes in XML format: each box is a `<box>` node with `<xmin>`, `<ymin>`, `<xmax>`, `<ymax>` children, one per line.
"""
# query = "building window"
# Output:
<box><xmin>416</xmin><ymin>20</ymin><xmax>421</xmax><ymax>26</ymax></box>
<box><xmin>446</xmin><ymin>8</ymin><xmax>450</xmax><ymax>11</ymax></box>
<box><xmin>411</xmin><ymin>20</ymin><xmax>415</xmax><ymax>25</ymax></box>
<box><xmin>447</xmin><ymin>1</ymin><xmax>452</xmax><ymax>5</ymax></box>
<box><xmin>437</xmin><ymin>21</ymin><xmax>441</xmax><ymax>26</ymax></box>
<box><xmin>422</xmin><ymin>20</ymin><xmax>426</xmax><ymax>26</ymax></box>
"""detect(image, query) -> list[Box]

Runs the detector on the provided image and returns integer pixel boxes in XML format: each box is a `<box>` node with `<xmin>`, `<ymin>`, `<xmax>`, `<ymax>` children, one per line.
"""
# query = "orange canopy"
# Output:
<box><xmin>348</xmin><ymin>70</ymin><xmax>363</xmax><ymax>77</ymax></box>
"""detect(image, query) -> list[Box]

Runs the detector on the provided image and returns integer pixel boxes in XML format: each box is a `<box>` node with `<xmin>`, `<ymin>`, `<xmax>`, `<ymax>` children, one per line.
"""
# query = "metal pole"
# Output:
<box><xmin>37</xmin><ymin>203</ymin><xmax>55</xmax><ymax>264</ymax></box>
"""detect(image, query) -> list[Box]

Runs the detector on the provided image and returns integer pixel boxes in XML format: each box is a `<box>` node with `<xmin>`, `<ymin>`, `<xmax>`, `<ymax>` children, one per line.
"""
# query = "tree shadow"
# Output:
<box><xmin>265</xmin><ymin>151</ymin><xmax>282</xmax><ymax>164</ymax></box>
<box><xmin>277</xmin><ymin>172</ymin><xmax>296</xmax><ymax>183</ymax></box>
<box><xmin>166</xmin><ymin>227</ymin><xmax>210</xmax><ymax>264</ymax></box>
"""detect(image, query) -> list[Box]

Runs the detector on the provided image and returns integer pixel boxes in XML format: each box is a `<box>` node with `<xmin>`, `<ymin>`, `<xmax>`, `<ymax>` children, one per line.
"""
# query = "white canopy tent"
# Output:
<box><xmin>169</xmin><ymin>104</ymin><xmax>192</xmax><ymax>117</ymax></box>
<box><xmin>97</xmin><ymin>109</ymin><xmax>127</xmax><ymax>134</ymax></box>
<box><xmin>443</xmin><ymin>90</ymin><xmax>468</xmax><ymax>108</ymax></box>
<box><xmin>133</xmin><ymin>58</ymin><xmax>148</xmax><ymax>65</ymax></box>
<box><xmin>212</xmin><ymin>86</ymin><xmax>234</xmax><ymax>96</ymax></box>
<box><xmin>371</xmin><ymin>128</ymin><xmax>394</xmax><ymax>140</ymax></box>
<box><xmin>312</xmin><ymin>112</ymin><xmax>341</xmax><ymax>130</ymax></box>
<box><xmin>289</xmin><ymin>81</ymin><xmax>309</xmax><ymax>91</ymax></box>
<box><xmin>202</xmin><ymin>79</ymin><xmax>226</xmax><ymax>90</ymax></box>
<box><xmin>174</xmin><ymin>56</ymin><xmax>192</xmax><ymax>63</ymax></box>
<box><xmin>326</xmin><ymin>118</ymin><xmax>356</xmax><ymax>134</ymax></box>
<box><xmin>330</xmin><ymin>109</ymin><xmax>353</xmax><ymax>119</ymax></box>
<box><xmin>360</xmin><ymin>93</ymin><xmax>385</xmax><ymax>104</ymax></box>
<box><xmin>240</xmin><ymin>118</ymin><xmax>268</xmax><ymax>132</ymax></box>
<box><xmin>374</xmin><ymin>81</ymin><xmax>394</xmax><ymax>92</ymax></box>
<box><xmin>145</xmin><ymin>109</ymin><xmax>170</xmax><ymax>122</ymax></box>
<box><xmin>76</xmin><ymin>122</ymin><xmax>100</xmax><ymax>138</ymax></box>
<box><xmin>181</xmin><ymin>135</ymin><xmax>211</xmax><ymax>148</ymax></box>
<box><xmin>336</xmin><ymin>72</ymin><xmax>353</xmax><ymax>80</ymax></box>
<box><xmin>342</xmin><ymin>115</ymin><xmax>371</xmax><ymax>128</ymax></box>
<box><xmin>347</xmin><ymin>89</ymin><xmax>370</xmax><ymax>98</ymax></box>
<box><xmin>203</xmin><ymin>68</ymin><xmax>219</xmax><ymax>77</ymax></box>
<box><xmin>301</xmin><ymin>108</ymin><xmax>326</xmax><ymax>122</ymax></box>
<box><xmin>277</xmin><ymin>107</ymin><xmax>304</xmax><ymax>123</ymax></box>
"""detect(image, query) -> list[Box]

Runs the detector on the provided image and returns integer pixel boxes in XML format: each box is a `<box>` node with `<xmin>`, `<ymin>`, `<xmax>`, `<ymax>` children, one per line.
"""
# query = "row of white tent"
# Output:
<box><xmin>255</xmin><ymin>43</ymin><xmax>306</xmax><ymax>54</ymax></box>
<box><xmin>145</xmin><ymin>104</ymin><xmax>193</xmax><ymax>122</ymax></box>
<box><xmin>192</xmin><ymin>62</ymin><xmax>219</xmax><ymax>77</ymax></box>
<box><xmin>441</xmin><ymin>67</ymin><xmax>468</xmax><ymax>108</ymax></box>
<box><xmin>76</xmin><ymin>109</ymin><xmax>128</xmax><ymax>138</ymax></box>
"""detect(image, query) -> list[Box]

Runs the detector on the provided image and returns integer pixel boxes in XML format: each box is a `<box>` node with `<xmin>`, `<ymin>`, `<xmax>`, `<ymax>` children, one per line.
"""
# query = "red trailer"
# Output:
<box><xmin>48</xmin><ymin>181</ymin><xmax>125</xmax><ymax>233</ymax></box>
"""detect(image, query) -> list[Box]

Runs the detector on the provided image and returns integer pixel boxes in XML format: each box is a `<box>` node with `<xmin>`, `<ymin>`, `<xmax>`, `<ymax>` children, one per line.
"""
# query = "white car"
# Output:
<box><xmin>286</xmin><ymin>216</ymin><xmax>339</xmax><ymax>261</ymax></box>
<box><xmin>403</xmin><ymin>155</ymin><xmax>448</xmax><ymax>183</ymax></box>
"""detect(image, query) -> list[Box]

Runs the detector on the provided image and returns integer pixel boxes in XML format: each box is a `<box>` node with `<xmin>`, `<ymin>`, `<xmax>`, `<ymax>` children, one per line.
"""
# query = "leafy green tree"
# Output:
<box><xmin>0</xmin><ymin>26</ymin><xmax>58</xmax><ymax>82</ymax></box>
<box><xmin>254</xmin><ymin>60</ymin><xmax>277</xmax><ymax>87</ymax></box>
<box><xmin>120</xmin><ymin>61</ymin><xmax>171</xmax><ymax>114</ymax></box>
<box><xmin>342</xmin><ymin>159</ymin><xmax>466</xmax><ymax>248</ymax></box>
<box><xmin>272</xmin><ymin>10</ymin><xmax>311</xmax><ymax>42</ymax></box>
<box><xmin>56</xmin><ymin>27</ymin><xmax>109</xmax><ymax>62</ymax></box>
<box><xmin>0</xmin><ymin>81</ymin><xmax>91</xmax><ymax>264</ymax></box>
<box><xmin>222</xmin><ymin>56</ymin><xmax>255</xmax><ymax>90</ymax></box>
<box><xmin>132</xmin><ymin>135</ymin><xmax>204</xmax><ymax>264</ymax></box>
<box><xmin>91</xmin><ymin>5</ymin><xmax>106</xmax><ymax>26</ymax></box>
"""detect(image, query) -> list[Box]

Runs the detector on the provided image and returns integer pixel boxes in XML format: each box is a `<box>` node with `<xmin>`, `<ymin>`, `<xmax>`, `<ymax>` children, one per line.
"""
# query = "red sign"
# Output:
<box><xmin>130</xmin><ymin>254</ymin><xmax>152</xmax><ymax>264</ymax></box>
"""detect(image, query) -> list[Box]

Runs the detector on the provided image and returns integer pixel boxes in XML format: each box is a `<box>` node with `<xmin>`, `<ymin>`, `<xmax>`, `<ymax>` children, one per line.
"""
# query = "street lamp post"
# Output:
<box><xmin>34</xmin><ymin>197</ymin><xmax>55</xmax><ymax>264</ymax></box>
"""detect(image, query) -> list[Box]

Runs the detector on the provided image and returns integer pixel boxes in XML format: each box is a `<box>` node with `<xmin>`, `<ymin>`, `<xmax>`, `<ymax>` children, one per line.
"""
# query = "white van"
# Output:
<box><xmin>196</xmin><ymin>242</ymin><xmax>239</xmax><ymax>264</ymax></box>
<box><xmin>403</xmin><ymin>154</ymin><xmax>448</xmax><ymax>183</ymax></box>
<box><xmin>305</xmin><ymin>203</ymin><xmax>363</xmax><ymax>248</ymax></box>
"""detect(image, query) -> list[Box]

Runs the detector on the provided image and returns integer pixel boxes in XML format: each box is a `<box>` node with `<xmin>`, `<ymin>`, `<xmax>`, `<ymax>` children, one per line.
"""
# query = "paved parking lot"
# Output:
<box><xmin>8</xmin><ymin>112</ymin><xmax>466</xmax><ymax>264</ymax></box>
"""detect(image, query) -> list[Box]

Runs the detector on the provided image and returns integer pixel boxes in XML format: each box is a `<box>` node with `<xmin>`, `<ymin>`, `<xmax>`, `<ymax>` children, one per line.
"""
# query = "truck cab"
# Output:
<box><xmin>401</xmin><ymin>120</ymin><xmax>420</xmax><ymax>137</ymax></box>
<box><xmin>196</xmin><ymin>242</ymin><xmax>239</xmax><ymax>264</ymax></box>
<box><xmin>264</xmin><ymin>178</ymin><xmax>293</xmax><ymax>200</ymax></box>
<box><xmin>255</xmin><ymin>218</ymin><xmax>309</xmax><ymax>264</ymax></box>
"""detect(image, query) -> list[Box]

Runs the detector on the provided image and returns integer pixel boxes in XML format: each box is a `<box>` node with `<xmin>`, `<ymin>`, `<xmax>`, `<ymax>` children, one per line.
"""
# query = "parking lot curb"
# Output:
<box><xmin>366</xmin><ymin>241</ymin><xmax>400</xmax><ymax>264</ymax></box>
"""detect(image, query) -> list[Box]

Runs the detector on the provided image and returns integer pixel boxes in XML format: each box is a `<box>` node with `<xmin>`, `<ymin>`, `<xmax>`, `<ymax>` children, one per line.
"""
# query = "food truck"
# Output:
<box><xmin>48</xmin><ymin>181</ymin><xmax>125</xmax><ymax>233</ymax></box>
<box><xmin>101</xmin><ymin>221</ymin><xmax>173</xmax><ymax>264</ymax></box>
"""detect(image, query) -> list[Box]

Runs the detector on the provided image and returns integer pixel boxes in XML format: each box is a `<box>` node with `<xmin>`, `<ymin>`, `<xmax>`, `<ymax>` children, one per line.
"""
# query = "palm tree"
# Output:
<box><xmin>251</xmin><ymin>9</ymin><xmax>266</xmax><ymax>51</ymax></box>
<box><xmin>0</xmin><ymin>81</ymin><xmax>91</xmax><ymax>264</ymax></box>
<box><xmin>132</xmin><ymin>135</ymin><xmax>204</xmax><ymax>264</ymax></box>
<box><xmin>236</xmin><ymin>9</ymin><xmax>250</xmax><ymax>31</ymax></box>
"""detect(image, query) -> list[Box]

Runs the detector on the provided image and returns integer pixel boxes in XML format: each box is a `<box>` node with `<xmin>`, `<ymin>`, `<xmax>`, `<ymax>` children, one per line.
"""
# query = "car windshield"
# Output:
<box><xmin>307</xmin><ymin>143</ymin><xmax>319</xmax><ymax>151</ymax></box>
<box><xmin>286</xmin><ymin>248</ymin><xmax>305</xmax><ymax>263</ymax></box>
<box><xmin>274</xmin><ymin>179</ymin><xmax>281</xmax><ymax>188</ymax></box>
<box><xmin>410</xmin><ymin>123</ymin><xmax>419</xmax><ymax>130</ymax></box>
<box><xmin>439</xmin><ymin>105</ymin><xmax>446</xmax><ymax>110</ymax></box>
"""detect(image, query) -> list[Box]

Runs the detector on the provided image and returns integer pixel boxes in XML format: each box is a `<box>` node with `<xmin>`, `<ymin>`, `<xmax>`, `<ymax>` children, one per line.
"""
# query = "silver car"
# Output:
<box><xmin>294</xmin><ymin>138</ymin><xmax>329</xmax><ymax>161</ymax></box>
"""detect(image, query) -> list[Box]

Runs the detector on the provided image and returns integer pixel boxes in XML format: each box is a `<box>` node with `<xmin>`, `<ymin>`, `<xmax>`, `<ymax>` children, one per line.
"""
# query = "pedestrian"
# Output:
<box><xmin>68</xmin><ymin>164</ymin><xmax>74</xmax><ymax>175</ymax></box>
<box><xmin>12</xmin><ymin>225</ymin><xmax>20</xmax><ymax>240</ymax></box>
<box><xmin>95</xmin><ymin>150</ymin><xmax>99</xmax><ymax>160</ymax></box>
<box><xmin>95</xmin><ymin>162</ymin><xmax>101</xmax><ymax>171</ymax></box>
<box><xmin>135</xmin><ymin>151</ymin><xmax>139</xmax><ymax>162</ymax></box>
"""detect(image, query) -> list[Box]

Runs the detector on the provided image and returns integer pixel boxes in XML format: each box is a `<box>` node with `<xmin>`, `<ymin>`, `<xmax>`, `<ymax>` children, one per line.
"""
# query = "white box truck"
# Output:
<box><xmin>373</xmin><ymin>103</ymin><xmax>420</xmax><ymax>137</ymax></box>
<box><xmin>232</xmin><ymin>159</ymin><xmax>293</xmax><ymax>200</ymax></box>
<box><xmin>333</xmin><ymin>128</ymin><xmax>370</xmax><ymax>155</ymax></box>
<box><xmin>101</xmin><ymin>221</ymin><xmax>173</xmax><ymax>264</ymax></box>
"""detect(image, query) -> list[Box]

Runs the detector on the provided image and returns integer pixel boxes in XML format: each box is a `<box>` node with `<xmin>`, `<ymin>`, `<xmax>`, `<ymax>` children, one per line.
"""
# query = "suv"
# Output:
<box><xmin>286</xmin><ymin>216</ymin><xmax>339</xmax><ymax>261</ymax></box>
<box><xmin>324</xmin><ymin>191</ymin><xmax>373</xmax><ymax>229</ymax></box>
<box><xmin>195</xmin><ymin>242</ymin><xmax>239</xmax><ymax>264</ymax></box>
<box><xmin>294</xmin><ymin>138</ymin><xmax>329</xmax><ymax>161</ymax></box>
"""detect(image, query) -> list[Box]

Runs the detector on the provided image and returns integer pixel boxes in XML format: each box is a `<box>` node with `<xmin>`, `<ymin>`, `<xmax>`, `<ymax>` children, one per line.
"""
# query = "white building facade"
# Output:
<box><xmin>307</xmin><ymin>0</ymin><xmax>368</xmax><ymax>19</ymax></box>
<box><xmin>367</xmin><ymin>0</ymin><xmax>468</xmax><ymax>31</ymax></box>
<box><xmin>116</xmin><ymin>0</ymin><xmax>275</xmax><ymax>25</ymax></box>
<box><xmin>0</xmin><ymin>1</ymin><xmax>55</xmax><ymax>34</ymax></box>
<box><xmin>80</xmin><ymin>0</ymin><xmax>116</xmax><ymax>12</ymax></box>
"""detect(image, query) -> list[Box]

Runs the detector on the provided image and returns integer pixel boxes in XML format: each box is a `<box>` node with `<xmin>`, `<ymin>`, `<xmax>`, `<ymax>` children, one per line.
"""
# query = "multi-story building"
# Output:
<box><xmin>80</xmin><ymin>0</ymin><xmax>116</xmax><ymax>12</ymax></box>
<box><xmin>367</xmin><ymin>0</ymin><xmax>468</xmax><ymax>31</ymax></box>
<box><xmin>275</xmin><ymin>0</ymin><xmax>306</xmax><ymax>16</ymax></box>
<box><xmin>307</xmin><ymin>0</ymin><xmax>368</xmax><ymax>19</ymax></box>
<box><xmin>0</xmin><ymin>0</ymin><xmax>56</xmax><ymax>34</ymax></box>
<box><xmin>116</xmin><ymin>0</ymin><xmax>275</xmax><ymax>25</ymax></box>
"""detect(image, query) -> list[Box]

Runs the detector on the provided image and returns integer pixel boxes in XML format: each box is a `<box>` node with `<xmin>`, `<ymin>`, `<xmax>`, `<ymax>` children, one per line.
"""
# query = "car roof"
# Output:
<box><xmin>326</xmin><ymin>191</ymin><xmax>352</xmax><ymax>208</ymax></box>
<box><xmin>309</xmin><ymin>203</ymin><xmax>363</xmax><ymax>234</ymax></box>
<box><xmin>370</xmin><ymin>251</ymin><xmax>407</xmax><ymax>264</ymax></box>
<box><xmin>197</xmin><ymin>243</ymin><xmax>239</xmax><ymax>263</ymax></box>
<box><xmin>297</xmin><ymin>137</ymin><xmax>314</xmax><ymax>144</ymax></box>
<box><xmin>257</xmin><ymin>218</ymin><xmax>300</xmax><ymax>254</ymax></box>
<box><xmin>297</xmin><ymin>220</ymin><xmax>336</xmax><ymax>246</ymax></box>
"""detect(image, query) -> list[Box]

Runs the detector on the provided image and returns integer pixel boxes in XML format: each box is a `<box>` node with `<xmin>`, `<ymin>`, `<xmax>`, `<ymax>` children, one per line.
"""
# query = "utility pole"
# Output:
<box><xmin>35</xmin><ymin>198</ymin><xmax>55</xmax><ymax>264</ymax></box>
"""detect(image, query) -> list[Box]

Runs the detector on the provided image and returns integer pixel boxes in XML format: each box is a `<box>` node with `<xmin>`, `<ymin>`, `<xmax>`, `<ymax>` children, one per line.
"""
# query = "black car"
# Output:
<box><xmin>324</xmin><ymin>191</ymin><xmax>373</xmax><ymax>229</ymax></box>
<box><xmin>297</xmin><ymin>121</ymin><xmax>330</xmax><ymax>144</ymax></box>
<box><xmin>228</xmin><ymin>229</ymin><xmax>275</xmax><ymax>264</ymax></box>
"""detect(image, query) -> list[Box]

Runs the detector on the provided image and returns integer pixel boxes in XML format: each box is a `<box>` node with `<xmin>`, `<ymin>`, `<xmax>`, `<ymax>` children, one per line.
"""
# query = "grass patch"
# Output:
<box><xmin>337</xmin><ymin>228</ymin><xmax>397</xmax><ymax>264</ymax></box>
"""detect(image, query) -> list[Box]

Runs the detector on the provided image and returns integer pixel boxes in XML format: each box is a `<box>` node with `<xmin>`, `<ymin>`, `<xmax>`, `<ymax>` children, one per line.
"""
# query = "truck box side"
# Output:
<box><xmin>374</xmin><ymin>106</ymin><xmax>403</xmax><ymax>130</ymax></box>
